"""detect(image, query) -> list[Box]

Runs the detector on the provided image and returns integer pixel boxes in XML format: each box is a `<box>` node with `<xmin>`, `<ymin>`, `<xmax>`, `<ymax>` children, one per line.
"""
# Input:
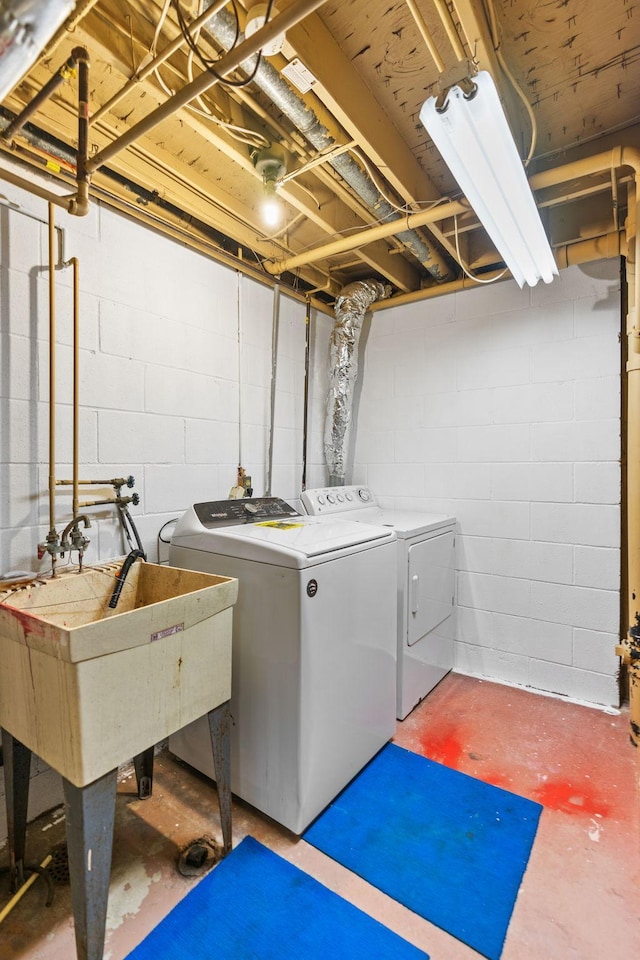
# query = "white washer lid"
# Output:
<box><xmin>173</xmin><ymin>516</ymin><xmax>395</xmax><ymax>568</ymax></box>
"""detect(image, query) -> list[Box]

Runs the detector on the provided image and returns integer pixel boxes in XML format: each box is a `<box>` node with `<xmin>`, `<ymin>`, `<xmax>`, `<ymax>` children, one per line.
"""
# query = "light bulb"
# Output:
<box><xmin>261</xmin><ymin>195</ymin><xmax>282</xmax><ymax>227</ymax></box>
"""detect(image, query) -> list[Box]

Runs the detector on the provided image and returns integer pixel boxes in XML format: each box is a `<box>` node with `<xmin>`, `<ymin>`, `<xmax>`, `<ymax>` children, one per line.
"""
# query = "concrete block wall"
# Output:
<box><xmin>0</xmin><ymin>167</ymin><xmax>309</xmax><ymax>578</ymax></box>
<box><xmin>0</xmin><ymin>163</ymin><xmax>313</xmax><ymax>839</ymax></box>
<box><xmin>350</xmin><ymin>261</ymin><xmax>622</xmax><ymax>708</ymax></box>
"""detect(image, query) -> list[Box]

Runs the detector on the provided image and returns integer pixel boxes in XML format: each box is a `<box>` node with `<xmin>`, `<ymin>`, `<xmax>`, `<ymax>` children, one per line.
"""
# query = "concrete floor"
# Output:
<box><xmin>1</xmin><ymin>672</ymin><xmax>639</xmax><ymax>959</ymax></box>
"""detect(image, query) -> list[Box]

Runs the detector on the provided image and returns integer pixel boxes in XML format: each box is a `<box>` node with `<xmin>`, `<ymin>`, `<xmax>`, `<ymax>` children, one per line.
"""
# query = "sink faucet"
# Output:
<box><xmin>60</xmin><ymin>515</ymin><xmax>92</xmax><ymax>570</ymax></box>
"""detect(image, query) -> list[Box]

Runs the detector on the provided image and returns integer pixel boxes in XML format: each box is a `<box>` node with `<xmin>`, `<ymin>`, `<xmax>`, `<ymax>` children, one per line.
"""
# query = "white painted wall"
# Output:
<box><xmin>0</xmin><ymin>168</ymin><xmax>310</xmax><ymax>577</ymax></box>
<box><xmin>0</xmin><ymin>158</ymin><xmax>623</xmax><ymax>842</ymax></box>
<box><xmin>0</xmin><ymin>163</ymin><xmax>311</xmax><ymax>839</ymax></box>
<box><xmin>348</xmin><ymin>262</ymin><xmax>622</xmax><ymax>708</ymax></box>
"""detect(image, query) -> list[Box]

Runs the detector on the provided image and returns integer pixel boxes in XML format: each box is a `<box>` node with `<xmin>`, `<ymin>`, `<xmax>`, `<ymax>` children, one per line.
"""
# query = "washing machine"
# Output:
<box><xmin>168</xmin><ymin>496</ymin><xmax>397</xmax><ymax>834</ymax></box>
<box><xmin>302</xmin><ymin>486</ymin><xmax>456</xmax><ymax>720</ymax></box>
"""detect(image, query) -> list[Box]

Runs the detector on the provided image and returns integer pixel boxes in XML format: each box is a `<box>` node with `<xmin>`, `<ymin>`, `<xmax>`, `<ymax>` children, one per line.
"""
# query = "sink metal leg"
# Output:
<box><xmin>133</xmin><ymin>746</ymin><xmax>155</xmax><ymax>799</ymax></box>
<box><xmin>207</xmin><ymin>701</ymin><xmax>232</xmax><ymax>856</ymax></box>
<box><xmin>62</xmin><ymin>768</ymin><xmax>118</xmax><ymax>960</ymax></box>
<box><xmin>1</xmin><ymin>727</ymin><xmax>31</xmax><ymax>890</ymax></box>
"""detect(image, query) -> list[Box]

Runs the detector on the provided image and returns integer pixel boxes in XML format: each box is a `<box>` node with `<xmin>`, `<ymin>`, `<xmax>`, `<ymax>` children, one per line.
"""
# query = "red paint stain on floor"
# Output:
<box><xmin>533</xmin><ymin>778</ymin><xmax>611</xmax><ymax>818</ymax></box>
<box><xmin>418</xmin><ymin>727</ymin><xmax>465</xmax><ymax>768</ymax></box>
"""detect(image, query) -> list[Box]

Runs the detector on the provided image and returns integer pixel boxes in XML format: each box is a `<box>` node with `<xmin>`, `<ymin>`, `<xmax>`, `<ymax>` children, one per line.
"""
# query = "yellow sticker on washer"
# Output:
<box><xmin>256</xmin><ymin>521</ymin><xmax>304</xmax><ymax>530</ymax></box>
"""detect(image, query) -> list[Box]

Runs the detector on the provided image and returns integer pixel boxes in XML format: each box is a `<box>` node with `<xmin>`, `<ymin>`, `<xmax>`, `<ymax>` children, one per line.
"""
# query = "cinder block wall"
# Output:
<box><xmin>0</xmin><ymin>167</ymin><xmax>310</xmax><ymax>840</ymax></box>
<box><xmin>0</xmin><ymin>170</ymin><xmax>309</xmax><ymax>578</ymax></box>
<box><xmin>350</xmin><ymin>262</ymin><xmax>622</xmax><ymax>708</ymax></box>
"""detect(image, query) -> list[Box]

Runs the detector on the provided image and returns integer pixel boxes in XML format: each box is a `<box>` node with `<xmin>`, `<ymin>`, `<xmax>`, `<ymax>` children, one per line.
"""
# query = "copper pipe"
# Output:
<box><xmin>0</xmin><ymin>166</ymin><xmax>74</xmax><ymax>211</ymax></box>
<box><xmin>90</xmin><ymin>0</ymin><xmax>229</xmax><ymax>125</ymax></box>
<box><xmin>66</xmin><ymin>257</ymin><xmax>81</xmax><ymax>518</ymax></box>
<box><xmin>87</xmin><ymin>0</ymin><xmax>331</xmax><ymax>174</ymax></box>
<box><xmin>47</xmin><ymin>204</ymin><xmax>57</xmax><ymax>543</ymax></box>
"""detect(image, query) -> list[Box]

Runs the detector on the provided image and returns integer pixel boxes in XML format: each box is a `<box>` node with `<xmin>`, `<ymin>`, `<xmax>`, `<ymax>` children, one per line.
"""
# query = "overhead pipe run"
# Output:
<box><xmin>0</xmin><ymin>46</ymin><xmax>91</xmax><ymax>216</ymax></box>
<box><xmin>86</xmin><ymin>0</ymin><xmax>331</xmax><ymax>174</ymax></box>
<box><xmin>202</xmin><ymin>3</ymin><xmax>454</xmax><ymax>282</ymax></box>
<box><xmin>325</xmin><ymin>280</ymin><xmax>390</xmax><ymax>485</ymax></box>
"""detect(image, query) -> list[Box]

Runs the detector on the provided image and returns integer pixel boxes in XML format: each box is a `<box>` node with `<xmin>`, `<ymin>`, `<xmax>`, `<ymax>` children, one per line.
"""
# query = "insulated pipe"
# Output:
<box><xmin>86</xmin><ymin>0</ymin><xmax>331</xmax><ymax>173</ymax></box>
<box><xmin>325</xmin><ymin>280</ymin><xmax>390</xmax><ymax>484</ymax></box>
<box><xmin>90</xmin><ymin>0</ymin><xmax>230</xmax><ymax>125</ymax></box>
<box><xmin>204</xmin><ymin>5</ymin><xmax>454</xmax><ymax>282</ymax></box>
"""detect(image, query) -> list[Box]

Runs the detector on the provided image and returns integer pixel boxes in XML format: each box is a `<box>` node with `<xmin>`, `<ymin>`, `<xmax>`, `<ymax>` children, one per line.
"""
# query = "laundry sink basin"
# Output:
<box><xmin>0</xmin><ymin>561</ymin><xmax>238</xmax><ymax>786</ymax></box>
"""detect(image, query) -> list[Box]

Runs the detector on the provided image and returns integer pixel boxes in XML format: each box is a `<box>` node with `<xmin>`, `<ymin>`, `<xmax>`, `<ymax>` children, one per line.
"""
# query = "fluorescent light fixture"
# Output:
<box><xmin>419</xmin><ymin>71</ymin><xmax>558</xmax><ymax>288</ymax></box>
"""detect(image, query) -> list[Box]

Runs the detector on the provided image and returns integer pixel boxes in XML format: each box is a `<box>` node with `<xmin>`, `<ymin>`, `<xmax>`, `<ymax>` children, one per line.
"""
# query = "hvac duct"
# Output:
<box><xmin>324</xmin><ymin>279</ymin><xmax>390</xmax><ymax>485</ymax></box>
<box><xmin>202</xmin><ymin>4</ymin><xmax>453</xmax><ymax>282</ymax></box>
<box><xmin>0</xmin><ymin>0</ymin><xmax>77</xmax><ymax>101</ymax></box>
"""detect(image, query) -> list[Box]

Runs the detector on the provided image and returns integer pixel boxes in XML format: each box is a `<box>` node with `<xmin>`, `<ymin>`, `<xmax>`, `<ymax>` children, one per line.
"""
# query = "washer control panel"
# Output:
<box><xmin>302</xmin><ymin>485</ymin><xmax>377</xmax><ymax>515</ymax></box>
<box><xmin>194</xmin><ymin>497</ymin><xmax>301</xmax><ymax>528</ymax></box>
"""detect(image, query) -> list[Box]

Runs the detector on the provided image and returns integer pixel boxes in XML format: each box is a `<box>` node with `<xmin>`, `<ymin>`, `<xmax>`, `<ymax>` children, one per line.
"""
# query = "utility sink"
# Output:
<box><xmin>0</xmin><ymin>561</ymin><xmax>238</xmax><ymax>786</ymax></box>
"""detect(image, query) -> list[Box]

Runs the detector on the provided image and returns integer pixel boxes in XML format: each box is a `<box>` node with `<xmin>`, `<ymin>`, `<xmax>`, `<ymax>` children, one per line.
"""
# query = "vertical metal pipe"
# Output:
<box><xmin>70</xmin><ymin>48</ymin><xmax>91</xmax><ymax>216</ymax></box>
<box><xmin>48</xmin><ymin>204</ymin><xmax>57</xmax><ymax>540</ymax></box>
<box><xmin>237</xmin><ymin>271</ymin><xmax>243</xmax><ymax>468</ymax></box>
<box><xmin>301</xmin><ymin>297</ymin><xmax>311</xmax><ymax>492</ymax></box>
<box><xmin>266</xmin><ymin>282</ymin><xmax>281</xmax><ymax>497</ymax></box>
<box><xmin>69</xmin><ymin>257</ymin><xmax>80</xmax><ymax>519</ymax></box>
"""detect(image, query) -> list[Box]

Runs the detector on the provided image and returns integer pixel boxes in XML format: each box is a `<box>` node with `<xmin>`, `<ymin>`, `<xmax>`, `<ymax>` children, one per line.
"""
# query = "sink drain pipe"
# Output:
<box><xmin>324</xmin><ymin>280</ymin><xmax>390</xmax><ymax>485</ymax></box>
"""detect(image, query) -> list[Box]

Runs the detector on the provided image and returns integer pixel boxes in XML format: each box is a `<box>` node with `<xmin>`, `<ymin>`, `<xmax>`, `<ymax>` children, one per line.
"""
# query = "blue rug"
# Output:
<box><xmin>125</xmin><ymin>835</ymin><xmax>428</xmax><ymax>959</ymax></box>
<box><xmin>303</xmin><ymin>743</ymin><xmax>542</xmax><ymax>960</ymax></box>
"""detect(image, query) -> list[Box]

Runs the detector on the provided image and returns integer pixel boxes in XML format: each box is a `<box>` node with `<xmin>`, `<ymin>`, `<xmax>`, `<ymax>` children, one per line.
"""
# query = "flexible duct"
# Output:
<box><xmin>324</xmin><ymin>279</ymin><xmax>390</xmax><ymax>484</ymax></box>
<box><xmin>202</xmin><ymin>5</ymin><xmax>453</xmax><ymax>281</ymax></box>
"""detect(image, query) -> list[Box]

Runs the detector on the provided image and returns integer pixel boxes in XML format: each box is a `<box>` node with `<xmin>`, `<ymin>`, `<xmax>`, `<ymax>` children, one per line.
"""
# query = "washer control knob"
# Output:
<box><xmin>337</xmin><ymin>494</ymin><xmax>344</xmax><ymax>502</ymax></box>
<box><xmin>317</xmin><ymin>495</ymin><xmax>325</xmax><ymax>505</ymax></box>
<box><xmin>358</xmin><ymin>488</ymin><xmax>371</xmax><ymax>502</ymax></box>
<box><xmin>345</xmin><ymin>492</ymin><xmax>353</xmax><ymax>501</ymax></box>
<box><xmin>326</xmin><ymin>494</ymin><xmax>336</xmax><ymax>504</ymax></box>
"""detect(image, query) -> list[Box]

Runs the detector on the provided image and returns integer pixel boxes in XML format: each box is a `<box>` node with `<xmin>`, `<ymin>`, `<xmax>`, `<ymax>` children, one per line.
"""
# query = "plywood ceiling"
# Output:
<box><xmin>1</xmin><ymin>0</ymin><xmax>638</xmax><ymax>304</ymax></box>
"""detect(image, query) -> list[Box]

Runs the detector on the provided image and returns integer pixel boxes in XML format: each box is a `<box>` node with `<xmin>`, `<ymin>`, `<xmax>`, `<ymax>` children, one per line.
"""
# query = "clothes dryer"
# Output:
<box><xmin>302</xmin><ymin>486</ymin><xmax>455</xmax><ymax>720</ymax></box>
<box><xmin>169</xmin><ymin>497</ymin><xmax>397</xmax><ymax>833</ymax></box>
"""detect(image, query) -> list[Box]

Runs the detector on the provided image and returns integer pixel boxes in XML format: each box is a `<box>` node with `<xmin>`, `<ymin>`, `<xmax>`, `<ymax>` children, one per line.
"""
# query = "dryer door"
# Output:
<box><xmin>407</xmin><ymin>530</ymin><xmax>454</xmax><ymax>646</ymax></box>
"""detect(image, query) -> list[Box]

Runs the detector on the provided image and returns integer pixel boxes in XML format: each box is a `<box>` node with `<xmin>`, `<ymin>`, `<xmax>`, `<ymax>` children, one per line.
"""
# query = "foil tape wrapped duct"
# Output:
<box><xmin>324</xmin><ymin>280</ymin><xmax>391</xmax><ymax>484</ymax></box>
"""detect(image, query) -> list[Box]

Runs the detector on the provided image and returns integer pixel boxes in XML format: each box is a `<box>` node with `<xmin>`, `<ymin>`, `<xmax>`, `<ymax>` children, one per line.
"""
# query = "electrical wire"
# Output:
<box><xmin>453</xmin><ymin>214</ymin><xmax>506</xmax><ymax>284</ymax></box>
<box><xmin>483</xmin><ymin>0</ymin><xmax>537</xmax><ymax>166</ymax></box>
<box><xmin>173</xmin><ymin>0</ymin><xmax>275</xmax><ymax>88</ymax></box>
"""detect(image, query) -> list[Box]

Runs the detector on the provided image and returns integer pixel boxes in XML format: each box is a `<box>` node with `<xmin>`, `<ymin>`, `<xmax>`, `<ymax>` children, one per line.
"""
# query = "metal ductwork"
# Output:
<box><xmin>324</xmin><ymin>279</ymin><xmax>390</xmax><ymax>485</ymax></box>
<box><xmin>202</xmin><ymin>4</ymin><xmax>453</xmax><ymax>282</ymax></box>
<box><xmin>0</xmin><ymin>0</ymin><xmax>77</xmax><ymax>101</ymax></box>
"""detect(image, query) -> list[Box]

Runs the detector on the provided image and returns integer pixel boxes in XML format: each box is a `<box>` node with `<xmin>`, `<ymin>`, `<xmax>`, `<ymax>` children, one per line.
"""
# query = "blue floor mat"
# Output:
<box><xmin>303</xmin><ymin>743</ymin><xmax>542</xmax><ymax>960</ymax></box>
<box><xmin>125</xmin><ymin>835</ymin><xmax>429</xmax><ymax>960</ymax></box>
